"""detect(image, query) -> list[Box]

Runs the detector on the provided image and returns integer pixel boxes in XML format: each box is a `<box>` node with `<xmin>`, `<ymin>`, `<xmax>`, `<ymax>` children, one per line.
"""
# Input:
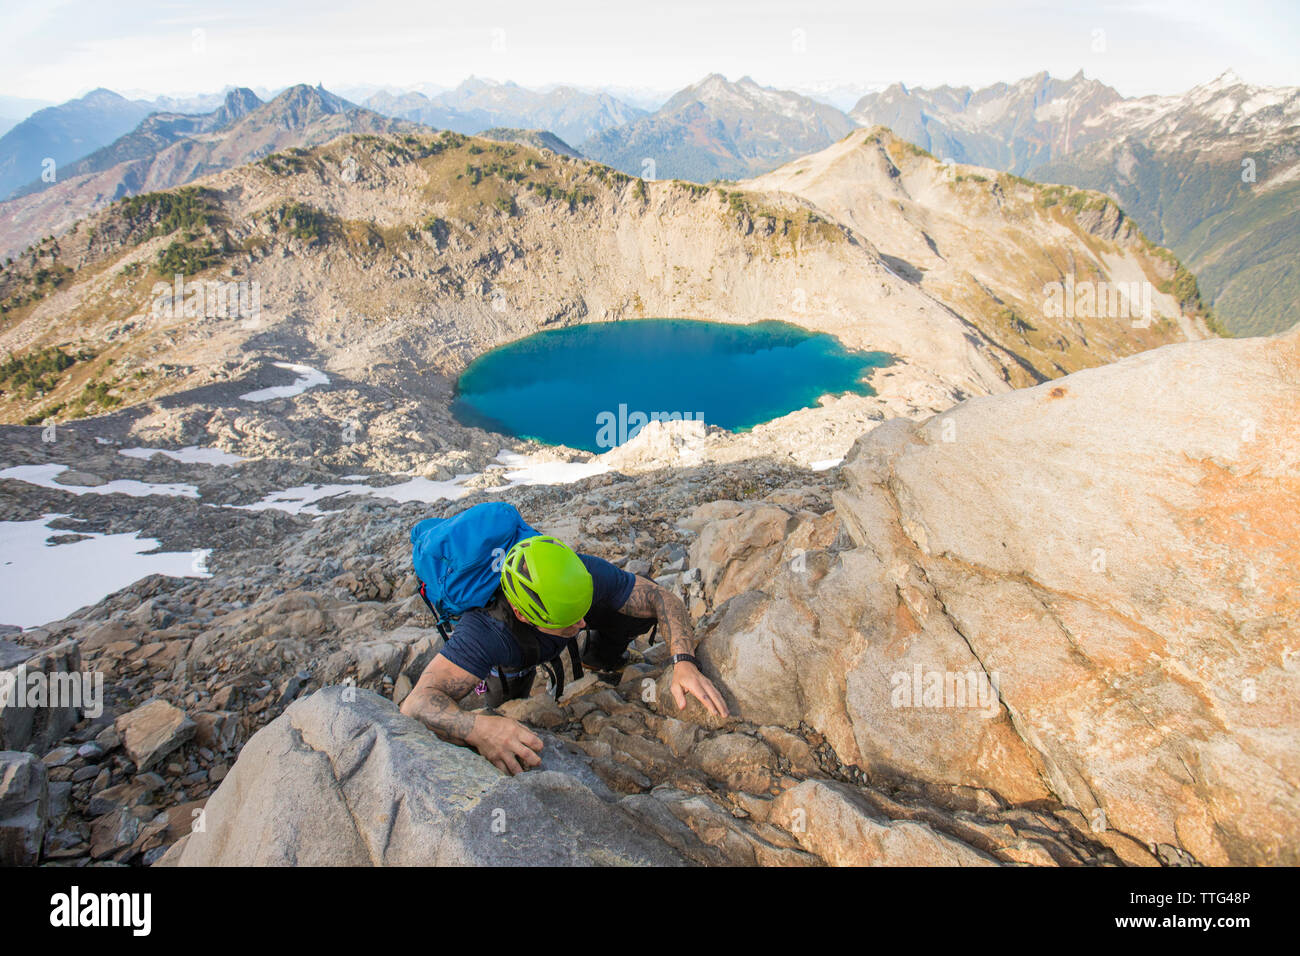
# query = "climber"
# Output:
<box><xmin>401</xmin><ymin>532</ymin><xmax>728</xmax><ymax>775</ymax></box>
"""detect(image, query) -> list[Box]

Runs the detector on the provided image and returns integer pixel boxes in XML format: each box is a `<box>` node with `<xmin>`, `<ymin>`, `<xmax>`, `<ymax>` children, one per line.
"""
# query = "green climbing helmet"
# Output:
<box><xmin>500</xmin><ymin>535</ymin><xmax>593</xmax><ymax>629</ymax></box>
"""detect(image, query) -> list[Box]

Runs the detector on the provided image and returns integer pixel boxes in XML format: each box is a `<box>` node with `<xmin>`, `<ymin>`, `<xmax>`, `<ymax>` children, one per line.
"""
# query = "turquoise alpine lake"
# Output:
<box><xmin>451</xmin><ymin>319</ymin><xmax>894</xmax><ymax>453</ymax></box>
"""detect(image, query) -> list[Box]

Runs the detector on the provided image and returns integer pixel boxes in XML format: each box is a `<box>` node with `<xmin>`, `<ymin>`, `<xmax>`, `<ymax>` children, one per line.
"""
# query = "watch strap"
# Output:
<box><xmin>669</xmin><ymin>653</ymin><xmax>699</xmax><ymax>667</ymax></box>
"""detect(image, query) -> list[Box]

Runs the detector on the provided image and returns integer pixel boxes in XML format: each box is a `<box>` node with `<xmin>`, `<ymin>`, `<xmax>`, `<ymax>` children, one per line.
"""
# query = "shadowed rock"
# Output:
<box><xmin>0</xmin><ymin>751</ymin><xmax>48</xmax><ymax>866</ymax></box>
<box><xmin>166</xmin><ymin>687</ymin><xmax>688</xmax><ymax>866</ymax></box>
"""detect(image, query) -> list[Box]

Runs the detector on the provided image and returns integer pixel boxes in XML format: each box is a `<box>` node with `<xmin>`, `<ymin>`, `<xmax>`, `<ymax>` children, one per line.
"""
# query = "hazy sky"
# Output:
<box><xmin>1</xmin><ymin>0</ymin><xmax>1296</xmax><ymax>104</ymax></box>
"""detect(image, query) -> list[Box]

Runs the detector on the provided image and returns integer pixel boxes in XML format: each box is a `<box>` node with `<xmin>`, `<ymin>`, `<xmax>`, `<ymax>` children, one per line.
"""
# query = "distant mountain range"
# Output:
<box><xmin>852</xmin><ymin>70</ymin><xmax>1300</xmax><ymax>336</ymax></box>
<box><xmin>0</xmin><ymin>86</ymin><xmax>419</xmax><ymax>260</ymax></box>
<box><xmin>2</xmin><ymin>70</ymin><xmax>1294</xmax><ymax>335</ymax></box>
<box><xmin>362</xmin><ymin>77</ymin><xmax>645</xmax><ymax>150</ymax></box>
<box><xmin>0</xmin><ymin>95</ymin><xmax>58</xmax><ymax>139</ymax></box>
<box><xmin>0</xmin><ymin>89</ymin><xmax>155</xmax><ymax>199</ymax></box>
<box><xmin>849</xmin><ymin>71</ymin><xmax>1124</xmax><ymax>172</ymax></box>
<box><xmin>580</xmin><ymin>74</ymin><xmax>857</xmax><ymax>181</ymax></box>
<box><xmin>8</xmin><ymin>89</ymin><xmax>263</xmax><ymax>201</ymax></box>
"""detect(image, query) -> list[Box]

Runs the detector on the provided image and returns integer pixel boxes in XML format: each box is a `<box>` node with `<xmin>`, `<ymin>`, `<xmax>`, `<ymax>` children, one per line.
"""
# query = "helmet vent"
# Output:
<box><xmin>517</xmin><ymin>580</ymin><xmax>545</xmax><ymax>615</ymax></box>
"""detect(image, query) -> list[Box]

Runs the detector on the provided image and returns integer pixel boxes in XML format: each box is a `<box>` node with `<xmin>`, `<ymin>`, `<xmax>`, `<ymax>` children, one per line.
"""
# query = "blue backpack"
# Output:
<box><xmin>410</xmin><ymin>502</ymin><xmax>540</xmax><ymax>634</ymax></box>
<box><xmin>410</xmin><ymin>502</ymin><xmax>587</xmax><ymax>701</ymax></box>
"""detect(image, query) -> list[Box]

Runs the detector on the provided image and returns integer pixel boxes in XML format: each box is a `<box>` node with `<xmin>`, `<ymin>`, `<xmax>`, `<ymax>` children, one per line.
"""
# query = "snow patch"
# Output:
<box><xmin>491</xmin><ymin>450</ymin><xmax>610</xmax><ymax>486</ymax></box>
<box><xmin>239</xmin><ymin>363</ymin><xmax>329</xmax><ymax>402</ymax></box>
<box><xmin>0</xmin><ymin>464</ymin><xmax>200</xmax><ymax>498</ymax></box>
<box><xmin>360</xmin><ymin>474</ymin><xmax>479</xmax><ymax>504</ymax></box>
<box><xmin>810</xmin><ymin>458</ymin><xmax>844</xmax><ymax>471</ymax></box>
<box><xmin>119</xmin><ymin>445</ymin><xmax>246</xmax><ymax>466</ymax></box>
<box><xmin>231</xmin><ymin>474</ymin><xmax>476</xmax><ymax>516</ymax></box>
<box><xmin>232</xmin><ymin>449</ymin><xmax>609</xmax><ymax>515</ymax></box>
<box><xmin>0</xmin><ymin>515</ymin><xmax>209</xmax><ymax>630</ymax></box>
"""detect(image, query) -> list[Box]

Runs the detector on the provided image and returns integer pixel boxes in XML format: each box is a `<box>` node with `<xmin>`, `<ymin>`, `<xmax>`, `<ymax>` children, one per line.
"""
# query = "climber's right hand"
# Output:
<box><xmin>467</xmin><ymin>714</ymin><xmax>544</xmax><ymax>775</ymax></box>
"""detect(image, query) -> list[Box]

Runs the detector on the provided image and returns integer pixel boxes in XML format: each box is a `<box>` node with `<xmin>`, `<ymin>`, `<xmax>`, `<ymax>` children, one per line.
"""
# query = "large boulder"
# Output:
<box><xmin>0</xmin><ymin>641</ymin><xmax>85</xmax><ymax>753</ymax></box>
<box><xmin>694</xmin><ymin>328</ymin><xmax>1300</xmax><ymax>865</ymax></box>
<box><xmin>170</xmin><ymin>687</ymin><xmax>689</xmax><ymax>866</ymax></box>
<box><xmin>0</xmin><ymin>751</ymin><xmax>49</xmax><ymax>865</ymax></box>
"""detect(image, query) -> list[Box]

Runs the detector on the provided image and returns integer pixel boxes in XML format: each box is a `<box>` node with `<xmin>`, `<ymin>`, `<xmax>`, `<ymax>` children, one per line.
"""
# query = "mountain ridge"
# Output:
<box><xmin>580</xmin><ymin>74</ymin><xmax>857</xmax><ymax>182</ymax></box>
<box><xmin>0</xmin><ymin>89</ymin><xmax>156</xmax><ymax>200</ymax></box>
<box><xmin>0</xmin><ymin>85</ymin><xmax>423</xmax><ymax>262</ymax></box>
<box><xmin>852</xmin><ymin>70</ymin><xmax>1300</xmax><ymax>336</ymax></box>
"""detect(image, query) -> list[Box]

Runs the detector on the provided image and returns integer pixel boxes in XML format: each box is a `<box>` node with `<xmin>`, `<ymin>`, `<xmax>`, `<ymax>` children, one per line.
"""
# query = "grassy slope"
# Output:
<box><xmin>1037</xmin><ymin>142</ymin><xmax>1300</xmax><ymax>337</ymax></box>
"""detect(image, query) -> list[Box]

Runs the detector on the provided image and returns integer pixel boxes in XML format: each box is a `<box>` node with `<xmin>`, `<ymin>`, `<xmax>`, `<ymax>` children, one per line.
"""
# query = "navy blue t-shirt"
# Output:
<box><xmin>438</xmin><ymin>553</ymin><xmax>636</xmax><ymax>679</ymax></box>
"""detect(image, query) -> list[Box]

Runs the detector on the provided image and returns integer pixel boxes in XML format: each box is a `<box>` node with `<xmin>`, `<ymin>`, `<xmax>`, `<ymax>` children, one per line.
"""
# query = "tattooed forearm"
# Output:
<box><xmin>402</xmin><ymin>673</ymin><xmax>481</xmax><ymax>744</ymax></box>
<box><xmin>620</xmin><ymin>576</ymin><xmax>696</xmax><ymax>656</ymax></box>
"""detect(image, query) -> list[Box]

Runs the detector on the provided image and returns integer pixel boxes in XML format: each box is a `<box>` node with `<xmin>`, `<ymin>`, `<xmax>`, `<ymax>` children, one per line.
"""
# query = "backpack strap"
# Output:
<box><xmin>536</xmin><ymin>636</ymin><xmax>584</xmax><ymax>701</ymax></box>
<box><xmin>567</xmin><ymin>639</ymin><xmax>584</xmax><ymax>684</ymax></box>
<box><xmin>417</xmin><ymin>578</ymin><xmax>454</xmax><ymax>645</ymax></box>
<box><xmin>541</xmin><ymin>658</ymin><xmax>564</xmax><ymax>701</ymax></box>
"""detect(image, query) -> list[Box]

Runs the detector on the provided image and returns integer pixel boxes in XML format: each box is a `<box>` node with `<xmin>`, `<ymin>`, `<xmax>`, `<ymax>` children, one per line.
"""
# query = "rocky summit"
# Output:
<box><xmin>1</xmin><ymin>321</ymin><xmax>1294</xmax><ymax>868</ymax></box>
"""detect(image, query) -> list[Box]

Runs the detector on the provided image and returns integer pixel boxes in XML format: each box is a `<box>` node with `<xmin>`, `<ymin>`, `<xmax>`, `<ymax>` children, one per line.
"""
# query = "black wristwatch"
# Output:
<box><xmin>669</xmin><ymin>654</ymin><xmax>699</xmax><ymax>668</ymax></box>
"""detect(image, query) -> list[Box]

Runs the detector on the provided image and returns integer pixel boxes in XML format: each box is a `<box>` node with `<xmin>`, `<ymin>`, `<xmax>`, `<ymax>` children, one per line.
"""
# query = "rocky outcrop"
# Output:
<box><xmin>164</xmin><ymin>678</ymin><xmax>1103</xmax><ymax>867</ymax></box>
<box><xmin>764</xmin><ymin>780</ymin><xmax>997</xmax><ymax>866</ymax></box>
<box><xmin>690</xmin><ymin>326</ymin><xmax>1300</xmax><ymax>865</ymax></box>
<box><xmin>0</xmin><ymin>641</ymin><xmax>84</xmax><ymax>753</ymax></box>
<box><xmin>0</xmin><ymin>751</ymin><xmax>48</xmax><ymax>865</ymax></box>
<box><xmin>167</xmin><ymin>687</ymin><xmax>690</xmax><ymax>866</ymax></box>
<box><xmin>0</xmin><ymin>431</ymin><xmax>1143</xmax><ymax>866</ymax></box>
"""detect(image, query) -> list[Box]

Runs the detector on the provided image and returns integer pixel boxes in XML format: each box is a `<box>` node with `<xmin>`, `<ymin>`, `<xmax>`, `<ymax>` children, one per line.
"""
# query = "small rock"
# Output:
<box><xmin>141</xmin><ymin>845</ymin><xmax>171</xmax><ymax>866</ymax></box>
<box><xmin>43</xmin><ymin>827</ymin><xmax>87</xmax><ymax>858</ymax></box>
<box><xmin>54</xmin><ymin>470</ymin><xmax>105</xmax><ymax>487</ymax></box>
<box><xmin>591</xmin><ymin>756</ymin><xmax>652</xmax><ymax>794</ymax></box>
<box><xmin>193</xmin><ymin>711</ymin><xmax>237</xmax><ymax>752</ymax></box>
<box><xmin>757</xmin><ymin>726</ymin><xmax>820</xmax><ymax>776</ymax></box>
<box><xmin>654</xmin><ymin>716</ymin><xmax>703</xmax><ymax>758</ymax></box>
<box><xmin>558</xmin><ymin>673</ymin><xmax>602</xmax><ymax>703</ymax></box>
<box><xmin>643</xmin><ymin>643</ymin><xmax>671</xmax><ymax>666</ymax></box>
<box><xmin>497</xmin><ymin>695</ymin><xmax>565</xmax><ymax>729</ymax></box>
<box><xmin>115</xmin><ymin>700</ymin><xmax>196</xmax><ymax>772</ymax></box>
<box><xmin>77</xmin><ymin>742</ymin><xmax>106</xmax><ymax>762</ymax></box>
<box><xmin>42</xmin><ymin>746</ymin><xmax>79</xmax><ymax>768</ymax></box>
<box><xmin>89</xmin><ymin>807</ymin><xmax>140</xmax><ymax>860</ymax></box>
<box><xmin>87</xmin><ymin>779</ymin><xmax>150</xmax><ymax>817</ymax></box>
<box><xmin>693</xmin><ymin>733</ymin><xmax>776</xmax><ymax>793</ymax></box>
<box><xmin>47</xmin><ymin>781</ymin><xmax>72</xmax><ymax>826</ymax></box>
